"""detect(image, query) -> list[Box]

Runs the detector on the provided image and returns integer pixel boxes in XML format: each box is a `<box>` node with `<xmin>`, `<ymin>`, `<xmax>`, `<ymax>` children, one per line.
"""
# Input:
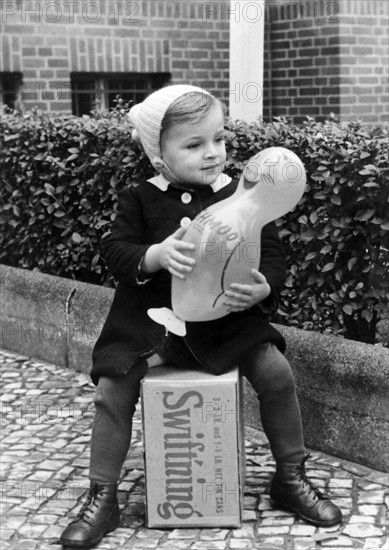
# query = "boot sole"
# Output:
<box><xmin>270</xmin><ymin>497</ymin><xmax>343</xmax><ymax>527</ymax></box>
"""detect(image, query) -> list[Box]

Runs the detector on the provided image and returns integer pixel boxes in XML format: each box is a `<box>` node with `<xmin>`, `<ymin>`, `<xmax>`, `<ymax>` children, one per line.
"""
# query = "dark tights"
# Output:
<box><xmin>89</xmin><ymin>344</ymin><xmax>305</xmax><ymax>483</ymax></box>
<box><xmin>240</xmin><ymin>343</ymin><xmax>305</xmax><ymax>465</ymax></box>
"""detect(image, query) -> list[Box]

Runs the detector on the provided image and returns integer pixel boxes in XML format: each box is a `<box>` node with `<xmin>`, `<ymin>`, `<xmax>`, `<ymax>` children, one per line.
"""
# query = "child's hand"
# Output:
<box><xmin>223</xmin><ymin>269</ymin><xmax>271</xmax><ymax>312</ymax></box>
<box><xmin>144</xmin><ymin>227</ymin><xmax>196</xmax><ymax>279</ymax></box>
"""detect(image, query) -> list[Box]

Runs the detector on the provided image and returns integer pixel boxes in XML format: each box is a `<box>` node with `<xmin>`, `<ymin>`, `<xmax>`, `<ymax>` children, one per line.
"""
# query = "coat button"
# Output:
<box><xmin>181</xmin><ymin>192</ymin><xmax>192</xmax><ymax>204</ymax></box>
<box><xmin>180</xmin><ymin>217</ymin><xmax>191</xmax><ymax>228</ymax></box>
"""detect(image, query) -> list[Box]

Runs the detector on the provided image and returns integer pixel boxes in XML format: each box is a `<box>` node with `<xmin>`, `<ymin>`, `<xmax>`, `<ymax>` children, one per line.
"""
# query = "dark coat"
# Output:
<box><xmin>91</xmin><ymin>178</ymin><xmax>287</xmax><ymax>384</ymax></box>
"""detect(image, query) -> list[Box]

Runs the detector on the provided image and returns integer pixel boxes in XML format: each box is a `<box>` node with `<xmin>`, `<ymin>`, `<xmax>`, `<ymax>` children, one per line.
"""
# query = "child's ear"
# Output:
<box><xmin>131</xmin><ymin>128</ymin><xmax>140</xmax><ymax>143</ymax></box>
<box><xmin>152</xmin><ymin>157</ymin><xmax>179</xmax><ymax>184</ymax></box>
<box><xmin>152</xmin><ymin>157</ymin><xmax>165</xmax><ymax>171</ymax></box>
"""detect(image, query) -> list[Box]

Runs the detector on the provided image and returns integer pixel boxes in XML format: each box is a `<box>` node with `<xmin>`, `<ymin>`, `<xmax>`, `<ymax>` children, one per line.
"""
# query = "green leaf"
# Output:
<box><xmin>305</xmin><ymin>252</ymin><xmax>317</xmax><ymax>261</ymax></box>
<box><xmin>348</xmin><ymin>257</ymin><xmax>357</xmax><ymax>270</ymax></box>
<box><xmin>354</xmin><ymin>209</ymin><xmax>375</xmax><ymax>222</ymax></box>
<box><xmin>300</xmin><ymin>229</ymin><xmax>316</xmax><ymax>241</ymax></box>
<box><xmin>330</xmin><ymin>195</ymin><xmax>341</xmax><ymax>205</ymax></box>
<box><xmin>53</xmin><ymin>219</ymin><xmax>68</xmax><ymax>229</ymax></box>
<box><xmin>320</xmin><ymin>245</ymin><xmax>332</xmax><ymax>254</ymax></box>
<box><xmin>72</xmin><ymin>232</ymin><xmax>82</xmax><ymax>243</ymax></box>
<box><xmin>359</xmin><ymin>164</ymin><xmax>377</xmax><ymax>175</ymax></box>
<box><xmin>4</xmin><ymin>134</ymin><xmax>18</xmax><ymax>142</ymax></box>
<box><xmin>78</xmin><ymin>215</ymin><xmax>90</xmax><ymax>225</ymax></box>
<box><xmin>329</xmin><ymin>293</ymin><xmax>342</xmax><ymax>303</ymax></box>
<box><xmin>322</xmin><ymin>262</ymin><xmax>335</xmax><ymax>272</ymax></box>
<box><xmin>363</xmin><ymin>181</ymin><xmax>379</xmax><ymax>188</ymax></box>
<box><xmin>67</xmin><ymin>154</ymin><xmax>79</xmax><ymax>162</ymax></box>
<box><xmin>343</xmin><ymin>305</ymin><xmax>353</xmax><ymax>315</ymax></box>
<box><xmin>279</xmin><ymin>229</ymin><xmax>292</xmax><ymax>238</ymax></box>
<box><xmin>361</xmin><ymin>309</ymin><xmax>373</xmax><ymax>323</ymax></box>
<box><xmin>44</xmin><ymin>183</ymin><xmax>56</xmax><ymax>196</ymax></box>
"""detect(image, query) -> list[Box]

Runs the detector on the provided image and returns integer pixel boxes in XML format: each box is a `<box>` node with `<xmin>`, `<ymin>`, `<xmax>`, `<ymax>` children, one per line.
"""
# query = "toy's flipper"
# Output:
<box><xmin>147</xmin><ymin>307</ymin><xmax>187</xmax><ymax>336</ymax></box>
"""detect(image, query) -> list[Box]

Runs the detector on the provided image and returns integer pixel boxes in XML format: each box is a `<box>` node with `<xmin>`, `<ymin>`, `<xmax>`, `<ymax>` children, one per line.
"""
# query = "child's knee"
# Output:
<box><xmin>245</xmin><ymin>349</ymin><xmax>297</xmax><ymax>398</ymax></box>
<box><xmin>266</xmin><ymin>358</ymin><xmax>296</xmax><ymax>395</ymax></box>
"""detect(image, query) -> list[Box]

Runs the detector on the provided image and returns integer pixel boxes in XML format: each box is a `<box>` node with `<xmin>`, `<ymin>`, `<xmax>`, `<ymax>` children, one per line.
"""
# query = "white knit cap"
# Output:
<box><xmin>128</xmin><ymin>84</ymin><xmax>209</xmax><ymax>171</ymax></box>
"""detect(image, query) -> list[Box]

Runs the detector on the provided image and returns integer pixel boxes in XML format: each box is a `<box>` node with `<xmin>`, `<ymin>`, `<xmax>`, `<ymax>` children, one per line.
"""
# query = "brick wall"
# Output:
<box><xmin>338</xmin><ymin>0</ymin><xmax>389</xmax><ymax>125</ymax></box>
<box><xmin>263</xmin><ymin>1</ymin><xmax>340</xmax><ymax>123</ymax></box>
<box><xmin>1</xmin><ymin>1</ymin><xmax>388</xmax><ymax>124</ymax></box>
<box><xmin>0</xmin><ymin>0</ymin><xmax>229</xmax><ymax>113</ymax></box>
<box><xmin>263</xmin><ymin>0</ymin><xmax>389</xmax><ymax>125</ymax></box>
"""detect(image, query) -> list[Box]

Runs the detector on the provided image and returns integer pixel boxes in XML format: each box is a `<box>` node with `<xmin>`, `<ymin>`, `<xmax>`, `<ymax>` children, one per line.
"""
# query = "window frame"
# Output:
<box><xmin>70</xmin><ymin>72</ymin><xmax>171</xmax><ymax>116</ymax></box>
<box><xmin>0</xmin><ymin>72</ymin><xmax>23</xmax><ymax>111</ymax></box>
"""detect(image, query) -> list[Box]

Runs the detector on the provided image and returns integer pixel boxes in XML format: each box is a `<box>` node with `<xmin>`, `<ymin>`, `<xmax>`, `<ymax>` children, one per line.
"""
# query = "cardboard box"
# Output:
<box><xmin>141</xmin><ymin>366</ymin><xmax>245</xmax><ymax>528</ymax></box>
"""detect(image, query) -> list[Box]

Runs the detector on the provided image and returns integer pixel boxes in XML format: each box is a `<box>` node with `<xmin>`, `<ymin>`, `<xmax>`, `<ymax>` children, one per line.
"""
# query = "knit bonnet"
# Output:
<box><xmin>128</xmin><ymin>84</ymin><xmax>209</xmax><ymax>172</ymax></box>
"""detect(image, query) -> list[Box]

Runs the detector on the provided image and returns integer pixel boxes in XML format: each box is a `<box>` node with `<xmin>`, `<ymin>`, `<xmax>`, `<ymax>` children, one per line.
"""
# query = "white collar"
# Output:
<box><xmin>147</xmin><ymin>172</ymin><xmax>232</xmax><ymax>193</ymax></box>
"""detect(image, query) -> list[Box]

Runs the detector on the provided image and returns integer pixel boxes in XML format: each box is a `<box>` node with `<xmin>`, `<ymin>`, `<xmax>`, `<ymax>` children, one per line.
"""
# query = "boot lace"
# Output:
<box><xmin>71</xmin><ymin>482</ymin><xmax>104</xmax><ymax>526</ymax></box>
<box><xmin>297</xmin><ymin>454</ymin><xmax>328</xmax><ymax>502</ymax></box>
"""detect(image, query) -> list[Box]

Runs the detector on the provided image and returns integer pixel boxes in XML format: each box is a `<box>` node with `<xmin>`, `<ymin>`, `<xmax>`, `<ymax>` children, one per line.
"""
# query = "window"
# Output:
<box><xmin>71</xmin><ymin>73</ymin><xmax>171</xmax><ymax>116</ymax></box>
<box><xmin>0</xmin><ymin>73</ymin><xmax>23</xmax><ymax>111</ymax></box>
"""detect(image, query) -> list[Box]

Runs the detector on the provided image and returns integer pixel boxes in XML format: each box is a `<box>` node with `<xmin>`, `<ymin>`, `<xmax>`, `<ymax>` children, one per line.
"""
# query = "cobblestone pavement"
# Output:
<box><xmin>1</xmin><ymin>349</ymin><xmax>388</xmax><ymax>550</ymax></box>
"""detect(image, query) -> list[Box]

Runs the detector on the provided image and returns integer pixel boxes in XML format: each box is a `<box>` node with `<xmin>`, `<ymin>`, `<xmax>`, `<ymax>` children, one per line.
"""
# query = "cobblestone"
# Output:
<box><xmin>343</xmin><ymin>523</ymin><xmax>385</xmax><ymax>538</ymax></box>
<box><xmin>320</xmin><ymin>535</ymin><xmax>354</xmax><ymax>547</ymax></box>
<box><xmin>0</xmin><ymin>349</ymin><xmax>388</xmax><ymax>550</ymax></box>
<box><xmin>199</xmin><ymin>529</ymin><xmax>229</xmax><ymax>540</ymax></box>
<box><xmin>290</xmin><ymin>524</ymin><xmax>317</xmax><ymax>536</ymax></box>
<box><xmin>192</xmin><ymin>542</ymin><xmax>228</xmax><ymax>550</ymax></box>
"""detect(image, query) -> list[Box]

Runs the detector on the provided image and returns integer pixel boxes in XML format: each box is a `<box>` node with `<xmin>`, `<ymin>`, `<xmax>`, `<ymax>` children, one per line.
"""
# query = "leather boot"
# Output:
<box><xmin>60</xmin><ymin>481</ymin><xmax>120</xmax><ymax>548</ymax></box>
<box><xmin>270</xmin><ymin>454</ymin><xmax>343</xmax><ymax>527</ymax></box>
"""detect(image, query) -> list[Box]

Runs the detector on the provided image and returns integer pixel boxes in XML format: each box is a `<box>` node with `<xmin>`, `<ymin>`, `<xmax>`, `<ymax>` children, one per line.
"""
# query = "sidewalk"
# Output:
<box><xmin>0</xmin><ymin>349</ymin><xmax>388</xmax><ymax>550</ymax></box>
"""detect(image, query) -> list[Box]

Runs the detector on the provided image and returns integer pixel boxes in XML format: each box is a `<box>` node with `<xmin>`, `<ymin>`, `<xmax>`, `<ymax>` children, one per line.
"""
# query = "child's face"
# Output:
<box><xmin>160</xmin><ymin>105</ymin><xmax>226</xmax><ymax>187</ymax></box>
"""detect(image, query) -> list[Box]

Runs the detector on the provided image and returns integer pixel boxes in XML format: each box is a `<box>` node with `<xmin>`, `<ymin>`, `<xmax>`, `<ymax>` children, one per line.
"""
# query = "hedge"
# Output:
<box><xmin>1</xmin><ymin>106</ymin><xmax>388</xmax><ymax>344</ymax></box>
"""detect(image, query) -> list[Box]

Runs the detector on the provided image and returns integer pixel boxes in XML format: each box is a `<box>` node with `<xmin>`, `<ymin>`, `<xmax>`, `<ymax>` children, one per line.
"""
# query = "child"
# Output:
<box><xmin>60</xmin><ymin>85</ymin><xmax>342</xmax><ymax>548</ymax></box>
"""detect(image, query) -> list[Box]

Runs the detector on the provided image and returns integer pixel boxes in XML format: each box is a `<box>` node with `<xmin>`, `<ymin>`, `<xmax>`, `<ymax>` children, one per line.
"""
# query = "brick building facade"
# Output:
<box><xmin>0</xmin><ymin>0</ymin><xmax>388</xmax><ymax>125</ymax></box>
<box><xmin>263</xmin><ymin>0</ymin><xmax>389</xmax><ymax>124</ymax></box>
<box><xmin>0</xmin><ymin>0</ymin><xmax>230</xmax><ymax>115</ymax></box>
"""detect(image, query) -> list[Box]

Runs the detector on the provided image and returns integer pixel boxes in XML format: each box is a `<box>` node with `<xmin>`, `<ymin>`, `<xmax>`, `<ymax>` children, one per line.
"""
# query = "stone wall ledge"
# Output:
<box><xmin>1</xmin><ymin>264</ymin><xmax>388</xmax><ymax>472</ymax></box>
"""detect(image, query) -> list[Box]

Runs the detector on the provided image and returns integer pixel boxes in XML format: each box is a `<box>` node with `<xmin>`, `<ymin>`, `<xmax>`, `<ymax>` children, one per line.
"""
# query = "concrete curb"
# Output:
<box><xmin>1</xmin><ymin>264</ymin><xmax>388</xmax><ymax>472</ymax></box>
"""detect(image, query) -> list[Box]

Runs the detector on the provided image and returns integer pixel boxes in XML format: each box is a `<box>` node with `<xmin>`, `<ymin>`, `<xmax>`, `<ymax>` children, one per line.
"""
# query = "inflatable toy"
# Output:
<box><xmin>148</xmin><ymin>147</ymin><xmax>306</xmax><ymax>336</ymax></box>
